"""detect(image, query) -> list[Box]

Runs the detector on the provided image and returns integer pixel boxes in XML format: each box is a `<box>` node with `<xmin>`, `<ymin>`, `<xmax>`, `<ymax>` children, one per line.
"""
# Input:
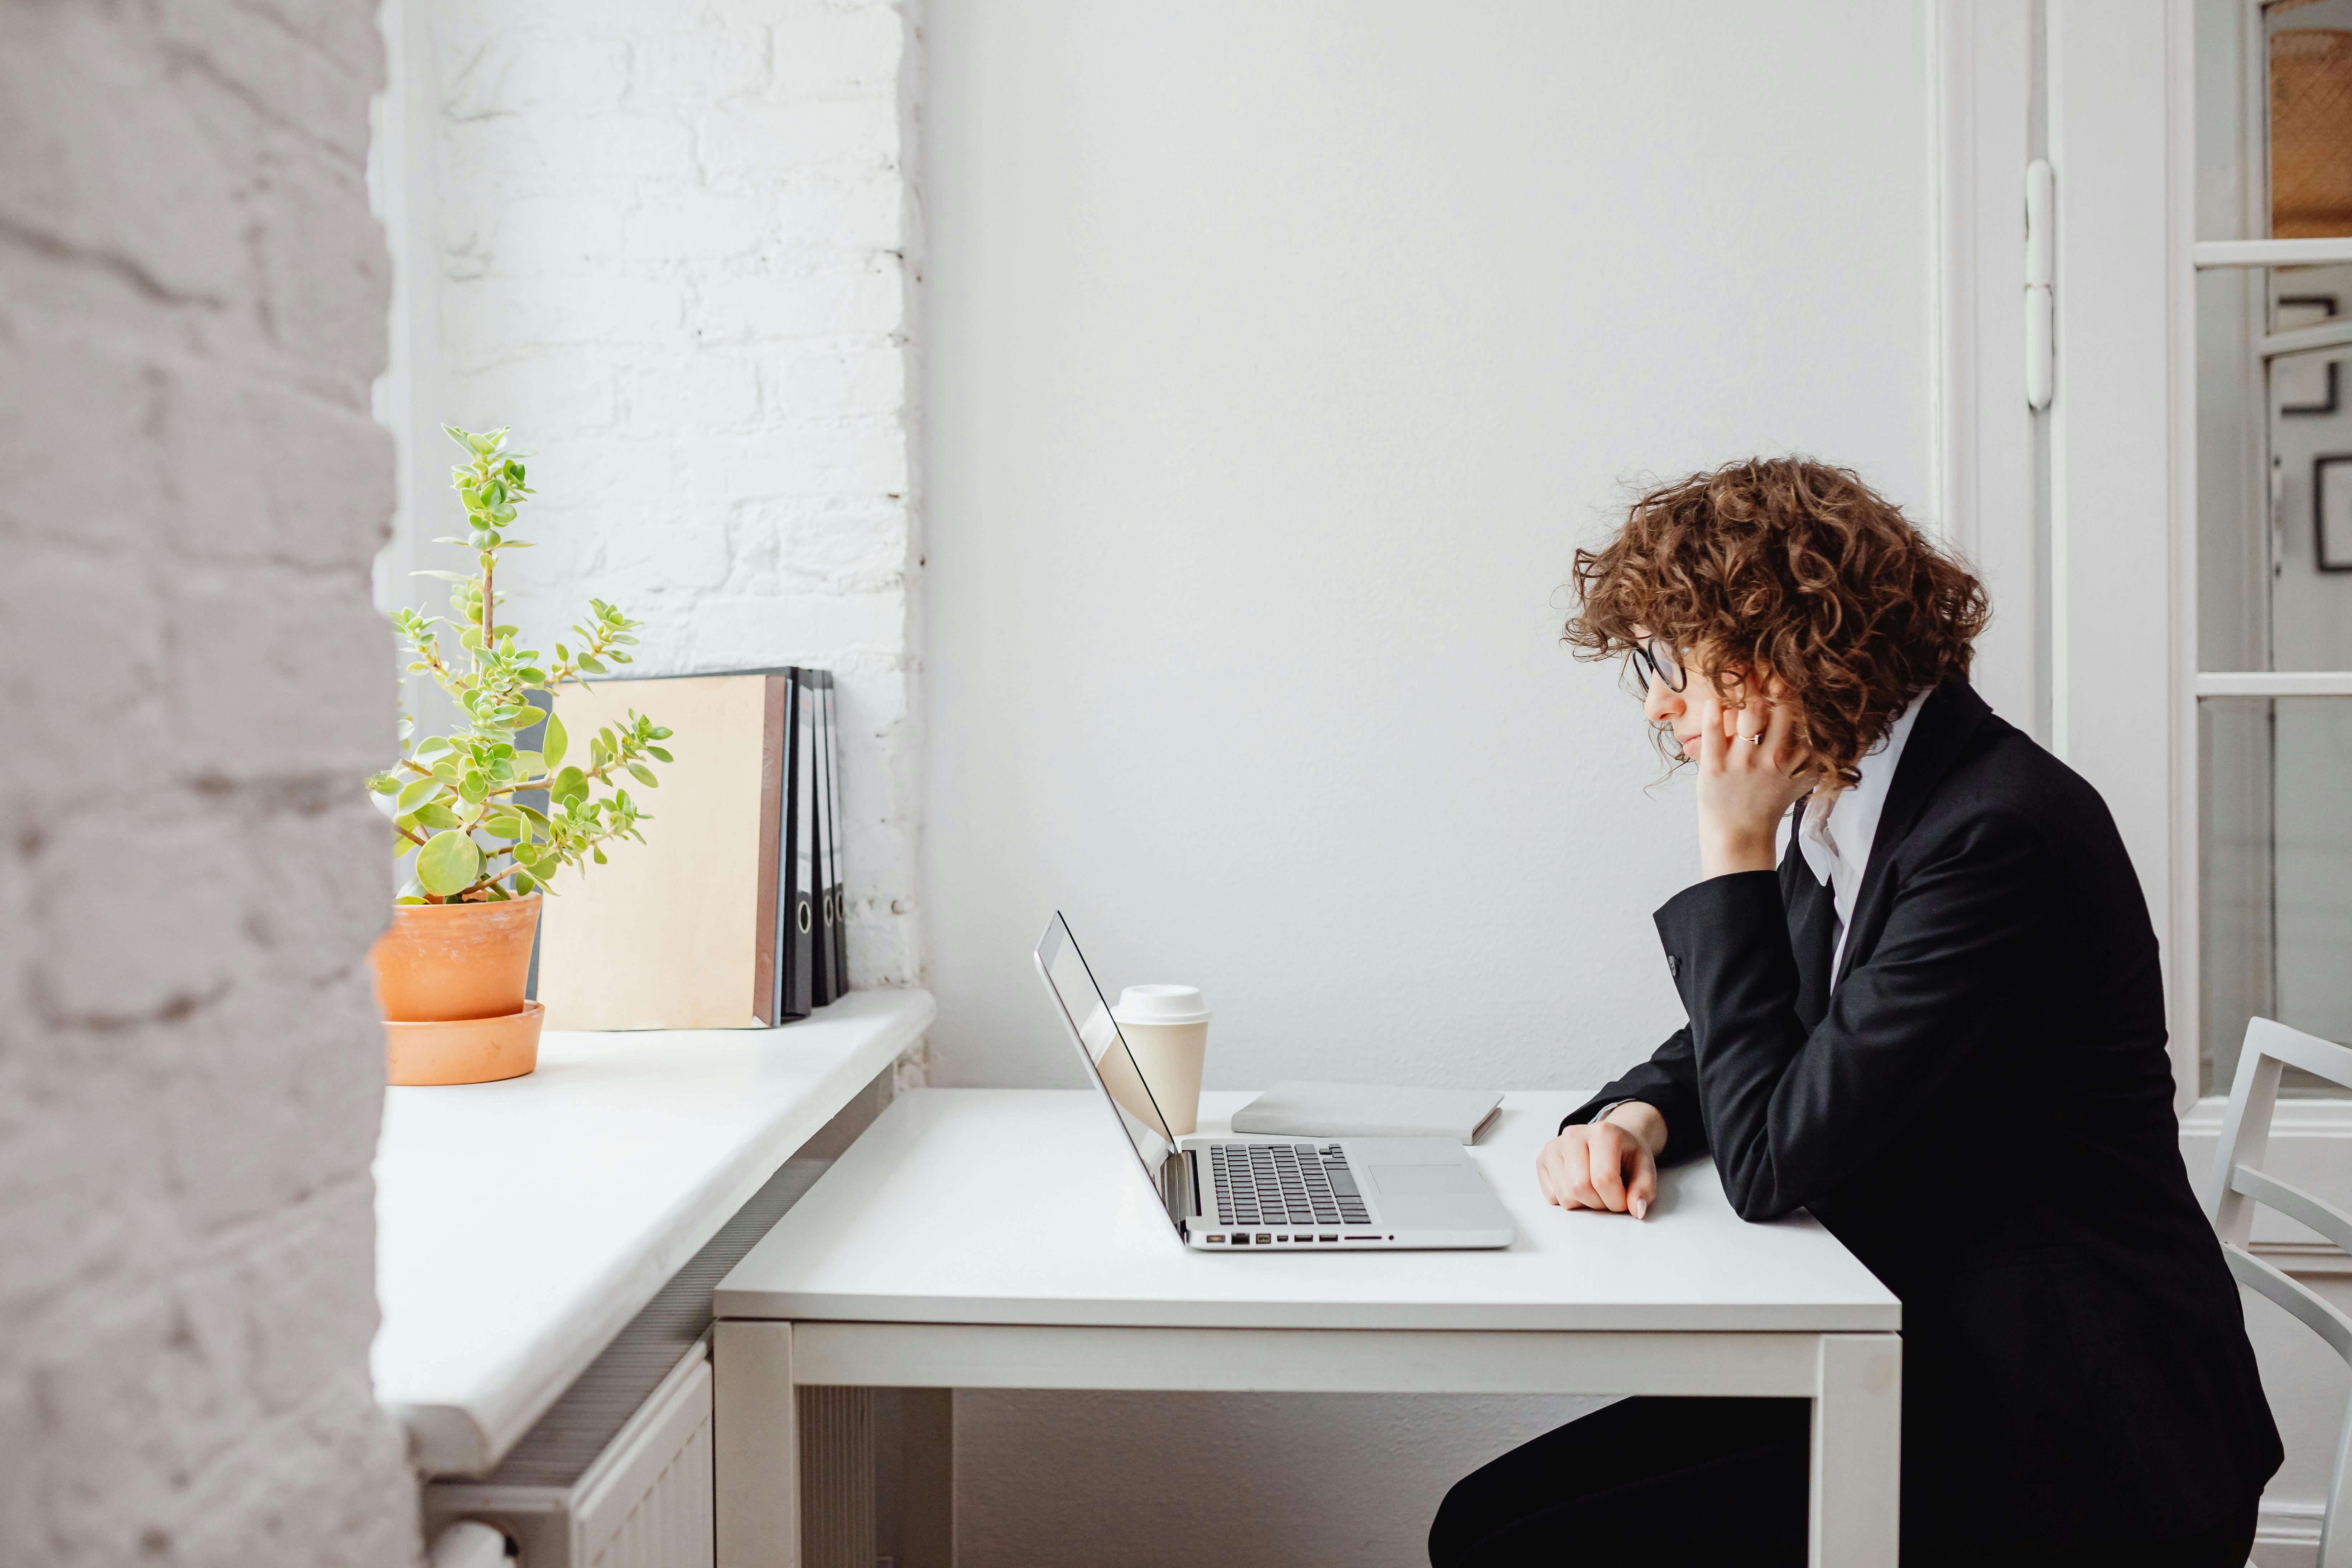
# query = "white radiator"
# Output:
<box><xmin>427</xmin><ymin>1344</ymin><xmax>715</xmax><ymax>1568</ymax></box>
<box><xmin>799</xmin><ymin>1386</ymin><xmax>876</xmax><ymax>1568</ymax></box>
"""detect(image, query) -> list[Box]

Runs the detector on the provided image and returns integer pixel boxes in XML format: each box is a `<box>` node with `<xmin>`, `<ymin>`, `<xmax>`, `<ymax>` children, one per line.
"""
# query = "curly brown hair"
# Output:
<box><xmin>1564</xmin><ymin>457</ymin><xmax>1989</xmax><ymax>784</ymax></box>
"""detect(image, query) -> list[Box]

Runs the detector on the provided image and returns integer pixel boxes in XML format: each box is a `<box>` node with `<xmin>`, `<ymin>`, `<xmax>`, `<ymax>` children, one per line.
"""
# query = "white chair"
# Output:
<box><xmin>2211</xmin><ymin>1017</ymin><xmax>2352</xmax><ymax>1568</ymax></box>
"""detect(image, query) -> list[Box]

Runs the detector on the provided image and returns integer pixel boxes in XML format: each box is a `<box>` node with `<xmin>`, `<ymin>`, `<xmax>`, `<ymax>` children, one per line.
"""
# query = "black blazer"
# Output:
<box><xmin>1566</xmin><ymin>678</ymin><xmax>2279</xmax><ymax>1553</ymax></box>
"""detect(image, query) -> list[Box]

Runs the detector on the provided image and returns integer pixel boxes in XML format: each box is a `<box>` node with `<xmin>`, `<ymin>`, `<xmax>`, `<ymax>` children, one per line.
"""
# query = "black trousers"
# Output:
<box><xmin>1428</xmin><ymin>1398</ymin><xmax>2260</xmax><ymax>1568</ymax></box>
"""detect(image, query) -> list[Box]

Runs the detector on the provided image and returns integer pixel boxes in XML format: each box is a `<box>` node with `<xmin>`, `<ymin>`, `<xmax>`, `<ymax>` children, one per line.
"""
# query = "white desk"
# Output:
<box><xmin>713</xmin><ymin>1087</ymin><xmax>1903</xmax><ymax>1567</ymax></box>
<box><xmin>373</xmin><ymin>988</ymin><xmax>934</xmax><ymax>1475</ymax></box>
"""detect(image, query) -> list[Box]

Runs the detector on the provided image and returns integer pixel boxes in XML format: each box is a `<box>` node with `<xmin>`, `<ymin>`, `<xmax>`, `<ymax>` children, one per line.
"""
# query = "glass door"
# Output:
<box><xmin>2195</xmin><ymin>0</ymin><xmax>2352</xmax><ymax>1096</ymax></box>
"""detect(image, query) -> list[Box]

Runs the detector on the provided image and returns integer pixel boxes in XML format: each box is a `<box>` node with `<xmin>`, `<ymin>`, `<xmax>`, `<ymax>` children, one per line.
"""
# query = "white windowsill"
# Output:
<box><xmin>371</xmin><ymin>987</ymin><xmax>936</xmax><ymax>1477</ymax></box>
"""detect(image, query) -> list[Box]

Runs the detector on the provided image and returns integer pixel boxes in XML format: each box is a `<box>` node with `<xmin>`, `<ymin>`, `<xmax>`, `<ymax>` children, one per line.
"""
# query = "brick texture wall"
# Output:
<box><xmin>0</xmin><ymin>4</ymin><xmax>414</xmax><ymax>1565</ymax></box>
<box><xmin>410</xmin><ymin>0</ymin><xmax>926</xmax><ymax>991</ymax></box>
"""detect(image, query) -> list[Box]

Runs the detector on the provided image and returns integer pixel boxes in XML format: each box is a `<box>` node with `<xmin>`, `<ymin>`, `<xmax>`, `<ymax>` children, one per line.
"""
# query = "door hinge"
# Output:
<box><xmin>2025</xmin><ymin>159</ymin><xmax>2054</xmax><ymax>410</ymax></box>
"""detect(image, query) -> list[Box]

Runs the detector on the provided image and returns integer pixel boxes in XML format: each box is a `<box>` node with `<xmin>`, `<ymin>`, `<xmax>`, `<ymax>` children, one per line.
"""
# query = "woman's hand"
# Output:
<box><xmin>1537</xmin><ymin>1102</ymin><xmax>1666</xmax><ymax>1219</ymax></box>
<box><xmin>1691</xmin><ymin>684</ymin><xmax>1815</xmax><ymax>878</ymax></box>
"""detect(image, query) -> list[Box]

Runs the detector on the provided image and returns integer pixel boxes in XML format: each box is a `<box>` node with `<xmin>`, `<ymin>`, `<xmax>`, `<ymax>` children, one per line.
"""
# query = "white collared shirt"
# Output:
<box><xmin>1784</xmin><ymin>688</ymin><xmax>1930</xmax><ymax>985</ymax></box>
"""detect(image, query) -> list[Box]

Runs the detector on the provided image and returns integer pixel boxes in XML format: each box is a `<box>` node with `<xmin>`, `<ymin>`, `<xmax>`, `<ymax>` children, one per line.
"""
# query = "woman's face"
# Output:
<box><xmin>1639</xmin><ymin>656</ymin><xmax>1705</xmax><ymax>762</ymax></box>
<box><xmin>1630</xmin><ymin>630</ymin><xmax>1714</xmax><ymax>761</ymax></box>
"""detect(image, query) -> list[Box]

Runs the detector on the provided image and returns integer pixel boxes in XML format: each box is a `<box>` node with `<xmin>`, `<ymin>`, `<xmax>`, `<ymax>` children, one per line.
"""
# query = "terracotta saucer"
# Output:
<box><xmin>385</xmin><ymin>1001</ymin><xmax>545</xmax><ymax>1087</ymax></box>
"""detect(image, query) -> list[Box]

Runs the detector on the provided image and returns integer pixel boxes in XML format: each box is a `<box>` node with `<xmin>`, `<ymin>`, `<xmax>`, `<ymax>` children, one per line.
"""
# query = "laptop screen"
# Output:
<box><xmin>1033</xmin><ymin>912</ymin><xmax>1186</xmax><ymax>1231</ymax></box>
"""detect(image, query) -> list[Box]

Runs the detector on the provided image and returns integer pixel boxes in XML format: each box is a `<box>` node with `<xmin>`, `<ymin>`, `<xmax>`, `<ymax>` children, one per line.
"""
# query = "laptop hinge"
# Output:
<box><xmin>1162</xmin><ymin>1148</ymin><xmax>1199</xmax><ymax>1235</ymax></box>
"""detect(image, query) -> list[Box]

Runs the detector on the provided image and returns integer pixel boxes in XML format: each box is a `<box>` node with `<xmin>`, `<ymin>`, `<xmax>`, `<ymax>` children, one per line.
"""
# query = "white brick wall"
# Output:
<box><xmin>0</xmin><ymin>3</ymin><xmax>414</xmax><ymax>1565</ymax></box>
<box><xmin>401</xmin><ymin>0</ymin><xmax>926</xmax><ymax>989</ymax></box>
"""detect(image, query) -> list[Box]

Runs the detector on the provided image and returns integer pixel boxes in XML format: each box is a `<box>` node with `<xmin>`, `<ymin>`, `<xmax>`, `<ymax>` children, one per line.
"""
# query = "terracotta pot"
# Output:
<box><xmin>386</xmin><ymin>1002</ymin><xmax>545</xmax><ymax>1087</ymax></box>
<box><xmin>370</xmin><ymin>894</ymin><xmax>542</xmax><ymax>1023</ymax></box>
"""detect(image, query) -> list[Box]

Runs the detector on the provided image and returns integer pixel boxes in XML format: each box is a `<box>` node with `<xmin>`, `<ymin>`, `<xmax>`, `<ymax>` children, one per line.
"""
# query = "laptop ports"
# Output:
<box><xmin>1205</xmin><ymin>1235</ymin><xmax>1225</xmax><ymax>1243</ymax></box>
<box><xmin>1318</xmin><ymin>1235</ymin><xmax>1337</xmax><ymax>1243</ymax></box>
<box><xmin>1231</xmin><ymin>1234</ymin><xmax>1249</xmax><ymax>1245</ymax></box>
<box><xmin>1255</xmin><ymin>1233</ymin><xmax>1272</xmax><ymax>1245</ymax></box>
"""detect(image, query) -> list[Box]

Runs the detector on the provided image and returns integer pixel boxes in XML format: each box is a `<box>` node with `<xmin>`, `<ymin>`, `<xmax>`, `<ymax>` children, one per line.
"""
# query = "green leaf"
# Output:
<box><xmin>577</xmin><ymin>653</ymin><xmax>608</xmax><ymax>674</ymax></box>
<box><xmin>417</xmin><ymin>830</ymin><xmax>481</xmax><ymax>896</ymax></box>
<box><xmin>649</xmin><ymin>726</ymin><xmax>673</xmax><ymax>740</ymax></box>
<box><xmin>412</xmin><ymin>802</ymin><xmax>465</xmax><ymax>831</ymax></box>
<box><xmin>485</xmin><ymin>810</ymin><xmax>525</xmax><ymax>838</ymax></box>
<box><xmin>517</xmin><ymin>805</ymin><xmax>553</xmax><ymax>834</ymax></box>
<box><xmin>511</xmin><ymin>750</ymin><xmax>546</xmax><ymax>776</ymax></box>
<box><xmin>588</xmin><ymin>739</ymin><xmax>609</xmax><ymax>769</ymax></box>
<box><xmin>550</xmin><ymin>766</ymin><xmax>590</xmax><ymax>808</ymax></box>
<box><xmin>592</xmin><ymin>846</ymin><xmax>607</xmax><ymax>865</ymax></box>
<box><xmin>414</xmin><ymin>736</ymin><xmax>457</xmax><ymax>760</ymax></box>
<box><xmin>395</xmin><ymin>776</ymin><xmax>443</xmax><ymax>813</ymax></box>
<box><xmin>511</xmin><ymin>871</ymin><xmax>537</xmax><ymax>895</ymax></box>
<box><xmin>626</xmin><ymin>760</ymin><xmax>658</xmax><ymax>788</ymax></box>
<box><xmin>646</xmin><ymin>746</ymin><xmax>673</xmax><ymax>763</ymax></box>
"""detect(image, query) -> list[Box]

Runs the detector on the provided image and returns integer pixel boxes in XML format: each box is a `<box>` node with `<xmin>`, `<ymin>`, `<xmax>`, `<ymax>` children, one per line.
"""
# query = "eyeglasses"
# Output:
<box><xmin>1629</xmin><ymin>636</ymin><xmax>1688</xmax><ymax>693</ymax></box>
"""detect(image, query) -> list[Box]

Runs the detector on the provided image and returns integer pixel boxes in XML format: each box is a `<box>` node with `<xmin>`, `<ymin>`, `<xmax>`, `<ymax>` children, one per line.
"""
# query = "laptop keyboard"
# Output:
<box><xmin>1208</xmin><ymin>1142</ymin><xmax>1371</xmax><ymax>1230</ymax></box>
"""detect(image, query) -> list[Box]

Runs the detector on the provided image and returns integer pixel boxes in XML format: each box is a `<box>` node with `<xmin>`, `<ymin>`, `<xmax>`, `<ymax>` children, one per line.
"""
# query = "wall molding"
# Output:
<box><xmin>2256</xmin><ymin>1496</ymin><xmax>2323</xmax><ymax>1568</ymax></box>
<box><xmin>2180</xmin><ymin>1096</ymin><xmax>2352</xmax><ymax>1138</ymax></box>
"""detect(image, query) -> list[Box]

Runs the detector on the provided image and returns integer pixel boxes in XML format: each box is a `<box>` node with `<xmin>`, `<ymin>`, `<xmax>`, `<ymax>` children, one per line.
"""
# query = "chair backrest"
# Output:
<box><xmin>2211</xmin><ymin>1017</ymin><xmax>2352</xmax><ymax>1568</ymax></box>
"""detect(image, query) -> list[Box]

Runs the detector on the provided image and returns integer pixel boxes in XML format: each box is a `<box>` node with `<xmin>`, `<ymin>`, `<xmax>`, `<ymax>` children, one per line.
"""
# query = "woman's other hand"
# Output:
<box><xmin>1692</xmin><ymin>684</ymin><xmax>1814</xmax><ymax>878</ymax></box>
<box><xmin>1537</xmin><ymin>1102</ymin><xmax>1666</xmax><ymax>1219</ymax></box>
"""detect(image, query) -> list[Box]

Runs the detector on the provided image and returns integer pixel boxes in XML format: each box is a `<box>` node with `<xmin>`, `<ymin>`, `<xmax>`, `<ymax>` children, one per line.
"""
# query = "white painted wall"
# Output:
<box><xmin>924</xmin><ymin>3</ymin><xmax>1932</xmax><ymax>1562</ymax></box>
<box><xmin>0</xmin><ymin>3</ymin><xmax>415</xmax><ymax>1563</ymax></box>
<box><xmin>387</xmin><ymin>0</ymin><xmax>928</xmax><ymax>989</ymax></box>
<box><xmin>923</xmin><ymin>0</ymin><xmax>1934</xmax><ymax>1093</ymax></box>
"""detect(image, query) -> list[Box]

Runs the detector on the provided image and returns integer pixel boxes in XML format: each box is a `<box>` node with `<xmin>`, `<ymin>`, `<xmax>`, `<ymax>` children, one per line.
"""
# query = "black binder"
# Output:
<box><xmin>823</xmin><ymin>671</ymin><xmax>847</xmax><ymax>999</ymax></box>
<box><xmin>772</xmin><ymin>668</ymin><xmax>817</xmax><ymax>1022</ymax></box>
<box><xmin>809</xmin><ymin>667</ymin><xmax>836</xmax><ymax>1008</ymax></box>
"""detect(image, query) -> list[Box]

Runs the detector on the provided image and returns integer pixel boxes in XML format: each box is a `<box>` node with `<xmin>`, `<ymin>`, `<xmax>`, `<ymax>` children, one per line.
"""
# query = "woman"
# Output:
<box><xmin>1429</xmin><ymin>460</ymin><xmax>2279</xmax><ymax>1567</ymax></box>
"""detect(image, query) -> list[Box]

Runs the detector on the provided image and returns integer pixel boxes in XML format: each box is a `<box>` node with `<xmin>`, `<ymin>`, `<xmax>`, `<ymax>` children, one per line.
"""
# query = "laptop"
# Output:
<box><xmin>1033</xmin><ymin>912</ymin><xmax>1514</xmax><ymax>1251</ymax></box>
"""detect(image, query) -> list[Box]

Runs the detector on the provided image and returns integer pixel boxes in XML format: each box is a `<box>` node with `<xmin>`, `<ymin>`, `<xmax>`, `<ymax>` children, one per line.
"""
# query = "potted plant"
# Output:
<box><xmin>365</xmin><ymin>425</ymin><xmax>674</xmax><ymax>1084</ymax></box>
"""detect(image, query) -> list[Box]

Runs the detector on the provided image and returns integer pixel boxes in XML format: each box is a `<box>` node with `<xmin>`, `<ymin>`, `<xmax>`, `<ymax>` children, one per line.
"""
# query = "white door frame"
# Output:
<box><xmin>1932</xmin><ymin>0</ymin><xmax>2199</xmax><ymax>1109</ymax></box>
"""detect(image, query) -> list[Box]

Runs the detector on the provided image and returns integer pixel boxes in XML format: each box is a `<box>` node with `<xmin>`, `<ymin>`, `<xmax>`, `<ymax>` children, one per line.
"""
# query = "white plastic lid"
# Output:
<box><xmin>1111</xmin><ymin>984</ymin><xmax>1211</xmax><ymax>1026</ymax></box>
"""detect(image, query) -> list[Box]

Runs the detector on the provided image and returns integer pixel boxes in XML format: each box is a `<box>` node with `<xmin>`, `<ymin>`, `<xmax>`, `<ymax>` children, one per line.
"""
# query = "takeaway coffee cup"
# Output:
<box><xmin>1108</xmin><ymin>984</ymin><xmax>1212</xmax><ymax>1138</ymax></box>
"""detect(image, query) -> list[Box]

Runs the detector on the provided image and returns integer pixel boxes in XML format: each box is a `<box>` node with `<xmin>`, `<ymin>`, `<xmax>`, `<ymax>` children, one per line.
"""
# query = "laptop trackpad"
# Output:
<box><xmin>1366</xmin><ymin>1163</ymin><xmax>1484</xmax><ymax>1230</ymax></box>
<box><xmin>1369</xmin><ymin>1164</ymin><xmax>1481</xmax><ymax>1197</ymax></box>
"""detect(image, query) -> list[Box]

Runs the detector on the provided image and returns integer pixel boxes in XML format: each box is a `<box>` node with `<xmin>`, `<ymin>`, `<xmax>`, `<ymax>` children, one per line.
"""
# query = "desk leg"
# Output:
<box><xmin>716</xmin><ymin>1321</ymin><xmax>798</xmax><ymax>1568</ymax></box>
<box><xmin>1810</xmin><ymin>1332</ymin><xmax>1902</xmax><ymax>1568</ymax></box>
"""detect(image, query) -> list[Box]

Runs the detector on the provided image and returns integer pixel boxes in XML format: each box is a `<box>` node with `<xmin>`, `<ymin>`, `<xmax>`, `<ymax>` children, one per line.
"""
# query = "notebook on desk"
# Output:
<box><xmin>1233</xmin><ymin>1082</ymin><xmax>1503</xmax><ymax>1145</ymax></box>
